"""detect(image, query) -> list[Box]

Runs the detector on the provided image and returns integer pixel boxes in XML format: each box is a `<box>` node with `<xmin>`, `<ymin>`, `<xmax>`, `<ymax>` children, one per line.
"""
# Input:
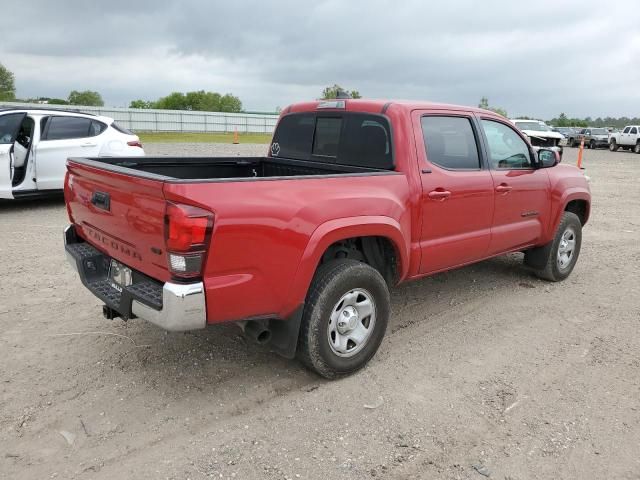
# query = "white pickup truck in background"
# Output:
<box><xmin>609</xmin><ymin>125</ymin><xmax>640</xmax><ymax>153</ymax></box>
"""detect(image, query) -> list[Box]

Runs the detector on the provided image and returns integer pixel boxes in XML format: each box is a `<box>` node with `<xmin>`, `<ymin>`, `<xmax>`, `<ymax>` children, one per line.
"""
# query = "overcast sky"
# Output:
<box><xmin>1</xmin><ymin>0</ymin><xmax>639</xmax><ymax>118</ymax></box>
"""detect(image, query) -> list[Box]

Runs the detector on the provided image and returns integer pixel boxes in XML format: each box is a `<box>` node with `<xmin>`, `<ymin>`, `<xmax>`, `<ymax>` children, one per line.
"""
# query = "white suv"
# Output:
<box><xmin>0</xmin><ymin>108</ymin><xmax>144</xmax><ymax>199</ymax></box>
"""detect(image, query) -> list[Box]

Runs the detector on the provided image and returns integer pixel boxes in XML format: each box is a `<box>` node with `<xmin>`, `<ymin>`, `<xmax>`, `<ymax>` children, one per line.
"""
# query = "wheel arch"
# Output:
<box><xmin>283</xmin><ymin>216</ymin><xmax>409</xmax><ymax>317</ymax></box>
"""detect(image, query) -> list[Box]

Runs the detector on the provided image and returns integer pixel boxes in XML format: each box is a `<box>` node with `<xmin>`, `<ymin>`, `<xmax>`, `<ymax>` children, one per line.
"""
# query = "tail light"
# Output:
<box><xmin>164</xmin><ymin>202</ymin><xmax>214</xmax><ymax>279</ymax></box>
<box><xmin>127</xmin><ymin>140</ymin><xmax>143</xmax><ymax>148</ymax></box>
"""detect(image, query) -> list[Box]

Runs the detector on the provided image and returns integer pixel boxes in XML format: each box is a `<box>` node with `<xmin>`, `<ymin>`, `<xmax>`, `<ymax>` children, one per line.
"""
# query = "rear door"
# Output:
<box><xmin>477</xmin><ymin>117</ymin><xmax>551</xmax><ymax>254</ymax></box>
<box><xmin>0</xmin><ymin>112</ymin><xmax>27</xmax><ymax>199</ymax></box>
<box><xmin>413</xmin><ymin>110</ymin><xmax>494</xmax><ymax>273</ymax></box>
<box><xmin>36</xmin><ymin>115</ymin><xmax>102</xmax><ymax>190</ymax></box>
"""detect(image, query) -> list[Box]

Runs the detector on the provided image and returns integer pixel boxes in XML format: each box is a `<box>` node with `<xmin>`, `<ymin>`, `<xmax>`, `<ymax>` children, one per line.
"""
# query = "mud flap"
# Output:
<box><xmin>267</xmin><ymin>305</ymin><xmax>304</xmax><ymax>359</ymax></box>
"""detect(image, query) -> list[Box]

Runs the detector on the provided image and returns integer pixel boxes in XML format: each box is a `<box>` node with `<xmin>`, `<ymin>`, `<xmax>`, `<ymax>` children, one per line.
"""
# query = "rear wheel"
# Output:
<box><xmin>569</xmin><ymin>138</ymin><xmax>575</xmax><ymax>147</ymax></box>
<box><xmin>609</xmin><ymin>140</ymin><xmax>618</xmax><ymax>151</ymax></box>
<box><xmin>524</xmin><ymin>212</ymin><xmax>582</xmax><ymax>282</ymax></box>
<box><xmin>634</xmin><ymin>143</ymin><xmax>640</xmax><ymax>154</ymax></box>
<box><xmin>297</xmin><ymin>260</ymin><xmax>390</xmax><ymax>379</ymax></box>
<box><xmin>590</xmin><ymin>140</ymin><xmax>596</xmax><ymax>150</ymax></box>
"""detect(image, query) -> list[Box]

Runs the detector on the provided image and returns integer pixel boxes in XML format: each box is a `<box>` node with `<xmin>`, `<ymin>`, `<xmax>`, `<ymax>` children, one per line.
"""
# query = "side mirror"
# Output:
<box><xmin>537</xmin><ymin>148</ymin><xmax>559</xmax><ymax>168</ymax></box>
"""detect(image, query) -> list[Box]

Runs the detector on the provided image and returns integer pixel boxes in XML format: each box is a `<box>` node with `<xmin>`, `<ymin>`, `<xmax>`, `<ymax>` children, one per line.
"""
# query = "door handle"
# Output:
<box><xmin>495</xmin><ymin>184</ymin><xmax>512</xmax><ymax>194</ymax></box>
<box><xmin>81</xmin><ymin>143</ymin><xmax>97</xmax><ymax>147</ymax></box>
<box><xmin>91</xmin><ymin>191</ymin><xmax>111</xmax><ymax>211</ymax></box>
<box><xmin>428</xmin><ymin>189</ymin><xmax>451</xmax><ymax>201</ymax></box>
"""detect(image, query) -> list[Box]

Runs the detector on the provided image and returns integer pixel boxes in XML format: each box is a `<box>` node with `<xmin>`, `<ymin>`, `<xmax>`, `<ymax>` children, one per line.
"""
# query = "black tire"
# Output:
<box><xmin>569</xmin><ymin>138</ymin><xmax>575</xmax><ymax>147</ymax></box>
<box><xmin>590</xmin><ymin>140</ymin><xmax>596</xmax><ymax>150</ymax></box>
<box><xmin>635</xmin><ymin>143</ymin><xmax>640</xmax><ymax>154</ymax></box>
<box><xmin>297</xmin><ymin>259</ymin><xmax>390</xmax><ymax>379</ymax></box>
<box><xmin>609</xmin><ymin>140</ymin><xmax>618</xmax><ymax>151</ymax></box>
<box><xmin>524</xmin><ymin>212</ymin><xmax>582</xmax><ymax>282</ymax></box>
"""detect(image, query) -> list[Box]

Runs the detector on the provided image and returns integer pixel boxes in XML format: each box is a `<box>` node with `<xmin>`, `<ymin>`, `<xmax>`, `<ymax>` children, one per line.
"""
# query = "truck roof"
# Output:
<box><xmin>284</xmin><ymin>99</ymin><xmax>502</xmax><ymax>117</ymax></box>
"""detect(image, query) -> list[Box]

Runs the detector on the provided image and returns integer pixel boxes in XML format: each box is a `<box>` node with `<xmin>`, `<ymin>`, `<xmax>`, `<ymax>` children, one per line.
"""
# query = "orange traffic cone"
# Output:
<box><xmin>233</xmin><ymin>129</ymin><xmax>239</xmax><ymax>144</ymax></box>
<box><xmin>576</xmin><ymin>137</ymin><xmax>584</xmax><ymax>169</ymax></box>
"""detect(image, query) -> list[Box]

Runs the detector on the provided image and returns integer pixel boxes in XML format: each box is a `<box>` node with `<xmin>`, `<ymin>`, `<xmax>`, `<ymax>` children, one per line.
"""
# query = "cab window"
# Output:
<box><xmin>43</xmin><ymin>116</ymin><xmax>93</xmax><ymax>141</ymax></box>
<box><xmin>480</xmin><ymin>120</ymin><xmax>532</xmax><ymax>169</ymax></box>
<box><xmin>420</xmin><ymin>116</ymin><xmax>480</xmax><ymax>170</ymax></box>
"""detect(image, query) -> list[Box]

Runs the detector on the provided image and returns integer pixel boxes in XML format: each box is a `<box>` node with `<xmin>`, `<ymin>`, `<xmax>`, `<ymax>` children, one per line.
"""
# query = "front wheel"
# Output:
<box><xmin>590</xmin><ymin>140</ymin><xmax>596</xmax><ymax>150</ymax></box>
<box><xmin>609</xmin><ymin>140</ymin><xmax>618</xmax><ymax>151</ymax></box>
<box><xmin>524</xmin><ymin>212</ymin><xmax>582</xmax><ymax>282</ymax></box>
<box><xmin>297</xmin><ymin>260</ymin><xmax>390</xmax><ymax>378</ymax></box>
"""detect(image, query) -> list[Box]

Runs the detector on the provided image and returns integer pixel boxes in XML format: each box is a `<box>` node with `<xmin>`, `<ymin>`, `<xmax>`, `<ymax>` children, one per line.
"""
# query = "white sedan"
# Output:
<box><xmin>0</xmin><ymin>108</ymin><xmax>144</xmax><ymax>199</ymax></box>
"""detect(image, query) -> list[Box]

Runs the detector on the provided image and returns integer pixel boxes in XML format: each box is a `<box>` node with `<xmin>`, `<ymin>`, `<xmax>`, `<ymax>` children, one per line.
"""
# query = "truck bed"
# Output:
<box><xmin>73</xmin><ymin>156</ymin><xmax>388</xmax><ymax>182</ymax></box>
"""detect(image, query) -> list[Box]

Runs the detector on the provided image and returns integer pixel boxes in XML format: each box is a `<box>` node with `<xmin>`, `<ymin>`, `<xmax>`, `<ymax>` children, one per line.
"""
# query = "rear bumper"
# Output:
<box><xmin>64</xmin><ymin>225</ymin><xmax>206</xmax><ymax>331</ymax></box>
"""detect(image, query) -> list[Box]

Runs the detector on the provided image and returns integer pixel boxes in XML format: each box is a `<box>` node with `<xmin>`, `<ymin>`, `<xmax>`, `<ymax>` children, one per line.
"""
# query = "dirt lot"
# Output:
<box><xmin>1</xmin><ymin>145</ymin><xmax>639</xmax><ymax>480</ymax></box>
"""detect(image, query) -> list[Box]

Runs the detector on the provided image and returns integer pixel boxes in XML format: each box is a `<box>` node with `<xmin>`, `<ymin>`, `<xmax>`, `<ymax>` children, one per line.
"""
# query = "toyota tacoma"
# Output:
<box><xmin>63</xmin><ymin>99</ymin><xmax>591</xmax><ymax>378</ymax></box>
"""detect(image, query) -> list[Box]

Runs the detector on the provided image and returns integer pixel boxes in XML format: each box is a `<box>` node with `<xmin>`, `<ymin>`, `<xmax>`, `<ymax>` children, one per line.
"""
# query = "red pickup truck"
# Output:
<box><xmin>64</xmin><ymin>99</ymin><xmax>591</xmax><ymax>378</ymax></box>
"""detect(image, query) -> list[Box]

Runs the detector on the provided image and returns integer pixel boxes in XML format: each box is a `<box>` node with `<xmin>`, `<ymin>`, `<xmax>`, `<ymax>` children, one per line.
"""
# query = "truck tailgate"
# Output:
<box><xmin>65</xmin><ymin>159</ymin><xmax>171</xmax><ymax>283</ymax></box>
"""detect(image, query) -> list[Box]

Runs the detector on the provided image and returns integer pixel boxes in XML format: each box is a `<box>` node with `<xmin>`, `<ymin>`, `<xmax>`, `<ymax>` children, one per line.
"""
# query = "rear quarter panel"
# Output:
<box><xmin>163</xmin><ymin>173</ymin><xmax>412</xmax><ymax>323</ymax></box>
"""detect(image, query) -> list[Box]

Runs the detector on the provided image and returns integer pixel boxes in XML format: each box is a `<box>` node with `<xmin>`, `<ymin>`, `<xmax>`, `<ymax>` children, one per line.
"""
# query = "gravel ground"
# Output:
<box><xmin>1</xmin><ymin>145</ymin><xmax>639</xmax><ymax>480</ymax></box>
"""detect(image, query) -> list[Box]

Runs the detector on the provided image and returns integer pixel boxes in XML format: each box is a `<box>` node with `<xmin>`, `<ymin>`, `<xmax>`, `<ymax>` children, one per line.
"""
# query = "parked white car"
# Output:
<box><xmin>0</xmin><ymin>108</ymin><xmax>144</xmax><ymax>199</ymax></box>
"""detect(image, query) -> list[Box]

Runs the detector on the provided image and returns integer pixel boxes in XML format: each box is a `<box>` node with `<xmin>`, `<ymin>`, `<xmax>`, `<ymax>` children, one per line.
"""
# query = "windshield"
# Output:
<box><xmin>515</xmin><ymin>121</ymin><xmax>551</xmax><ymax>132</ymax></box>
<box><xmin>591</xmin><ymin>128</ymin><xmax>608</xmax><ymax>135</ymax></box>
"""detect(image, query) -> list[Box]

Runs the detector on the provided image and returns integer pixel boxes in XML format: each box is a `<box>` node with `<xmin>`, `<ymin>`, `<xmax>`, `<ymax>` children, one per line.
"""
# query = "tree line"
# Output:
<box><xmin>129</xmin><ymin>91</ymin><xmax>242</xmax><ymax>113</ymax></box>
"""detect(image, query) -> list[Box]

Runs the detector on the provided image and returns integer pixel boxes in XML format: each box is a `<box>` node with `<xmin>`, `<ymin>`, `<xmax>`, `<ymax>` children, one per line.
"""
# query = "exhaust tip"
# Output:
<box><xmin>256</xmin><ymin>329</ymin><xmax>272</xmax><ymax>344</ymax></box>
<box><xmin>238</xmin><ymin>320</ymin><xmax>272</xmax><ymax>345</ymax></box>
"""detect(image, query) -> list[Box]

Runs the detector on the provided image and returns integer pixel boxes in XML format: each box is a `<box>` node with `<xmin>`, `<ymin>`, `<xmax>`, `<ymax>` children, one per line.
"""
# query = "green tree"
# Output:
<box><xmin>218</xmin><ymin>93</ymin><xmax>242</xmax><ymax>112</ymax></box>
<box><xmin>0</xmin><ymin>62</ymin><xmax>16</xmax><ymax>101</ymax></box>
<box><xmin>555</xmin><ymin>113</ymin><xmax>569</xmax><ymax>127</ymax></box>
<box><xmin>478</xmin><ymin>97</ymin><xmax>507</xmax><ymax>117</ymax></box>
<box><xmin>129</xmin><ymin>99</ymin><xmax>155</xmax><ymax>109</ymax></box>
<box><xmin>154</xmin><ymin>91</ymin><xmax>242</xmax><ymax>112</ymax></box>
<box><xmin>155</xmin><ymin>92</ymin><xmax>188</xmax><ymax>110</ymax></box>
<box><xmin>47</xmin><ymin>98</ymin><xmax>69</xmax><ymax>105</ymax></box>
<box><xmin>68</xmin><ymin>90</ymin><xmax>104</xmax><ymax>106</ymax></box>
<box><xmin>321</xmin><ymin>84</ymin><xmax>362</xmax><ymax>99</ymax></box>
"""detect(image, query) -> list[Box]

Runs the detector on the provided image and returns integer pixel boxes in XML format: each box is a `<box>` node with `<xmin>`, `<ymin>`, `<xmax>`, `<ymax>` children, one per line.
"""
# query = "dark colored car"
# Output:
<box><xmin>573</xmin><ymin>128</ymin><xmax>610</xmax><ymax>149</ymax></box>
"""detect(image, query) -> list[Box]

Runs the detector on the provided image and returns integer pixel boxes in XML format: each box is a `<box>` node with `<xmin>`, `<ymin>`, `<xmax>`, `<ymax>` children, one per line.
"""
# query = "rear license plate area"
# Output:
<box><xmin>108</xmin><ymin>259</ymin><xmax>132</xmax><ymax>292</ymax></box>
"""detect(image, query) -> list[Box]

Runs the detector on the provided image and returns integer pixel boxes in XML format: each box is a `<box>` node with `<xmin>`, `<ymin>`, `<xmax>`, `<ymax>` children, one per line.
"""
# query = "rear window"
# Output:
<box><xmin>271</xmin><ymin>112</ymin><xmax>393</xmax><ymax>169</ymax></box>
<box><xmin>110</xmin><ymin>121</ymin><xmax>134</xmax><ymax>135</ymax></box>
<box><xmin>313</xmin><ymin>117</ymin><xmax>342</xmax><ymax>157</ymax></box>
<box><xmin>90</xmin><ymin>120</ymin><xmax>108</xmax><ymax>136</ymax></box>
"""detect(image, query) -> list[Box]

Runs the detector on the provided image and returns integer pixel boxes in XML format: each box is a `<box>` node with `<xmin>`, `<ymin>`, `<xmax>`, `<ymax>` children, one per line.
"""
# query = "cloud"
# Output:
<box><xmin>1</xmin><ymin>0</ymin><xmax>639</xmax><ymax>117</ymax></box>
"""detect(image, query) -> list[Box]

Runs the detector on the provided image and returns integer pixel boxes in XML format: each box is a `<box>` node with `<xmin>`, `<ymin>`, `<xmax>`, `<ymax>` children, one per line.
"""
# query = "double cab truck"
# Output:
<box><xmin>63</xmin><ymin>99</ymin><xmax>591</xmax><ymax>378</ymax></box>
<box><xmin>609</xmin><ymin>125</ymin><xmax>640</xmax><ymax>153</ymax></box>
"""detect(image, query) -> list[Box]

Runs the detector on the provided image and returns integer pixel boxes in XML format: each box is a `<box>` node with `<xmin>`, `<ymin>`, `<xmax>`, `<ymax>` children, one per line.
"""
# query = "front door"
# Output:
<box><xmin>36</xmin><ymin>115</ymin><xmax>102</xmax><ymax>190</ymax></box>
<box><xmin>477</xmin><ymin>118</ymin><xmax>551</xmax><ymax>255</ymax></box>
<box><xmin>620</xmin><ymin>127</ymin><xmax>631</xmax><ymax>146</ymax></box>
<box><xmin>0</xmin><ymin>112</ymin><xmax>27</xmax><ymax>199</ymax></box>
<box><xmin>414</xmin><ymin>111</ymin><xmax>495</xmax><ymax>274</ymax></box>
